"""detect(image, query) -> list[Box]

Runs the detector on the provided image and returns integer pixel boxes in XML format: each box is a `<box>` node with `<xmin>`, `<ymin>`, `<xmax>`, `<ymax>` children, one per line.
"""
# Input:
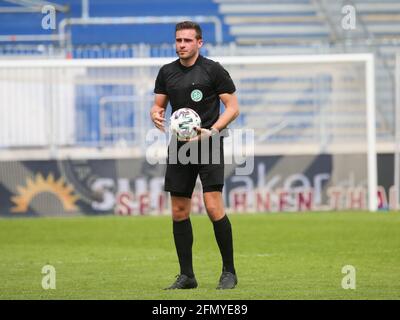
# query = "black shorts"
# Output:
<box><xmin>164</xmin><ymin>136</ymin><xmax>224</xmax><ymax>198</ymax></box>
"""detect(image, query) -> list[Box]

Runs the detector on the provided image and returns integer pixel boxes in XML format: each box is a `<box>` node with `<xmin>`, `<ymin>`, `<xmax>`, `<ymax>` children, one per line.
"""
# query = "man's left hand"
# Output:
<box><xmin>185</xmin><ymin>127</ymin><xmax>218</xmax><ymax>142</ymax></box>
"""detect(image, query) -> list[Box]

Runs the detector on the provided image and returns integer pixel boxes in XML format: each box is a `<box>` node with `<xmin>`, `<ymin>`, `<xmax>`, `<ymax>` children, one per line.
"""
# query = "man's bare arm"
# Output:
<box><xmin>150</xmin><ymin>94</ymin><xmax>169</xmax><ymax>132</ymax></box>
<box><xmin>189</xmin><ymin>93</ymin><xmax>240</xmax><ymax>141</ymax></box>
<box><xmin>211</xmin><ymin>93</ymin><xmax>240</xmax><ymax>131</ymax></box>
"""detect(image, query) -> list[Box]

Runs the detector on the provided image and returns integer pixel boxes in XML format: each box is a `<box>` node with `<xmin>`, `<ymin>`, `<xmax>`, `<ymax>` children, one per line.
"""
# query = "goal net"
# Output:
<box><xmin>0</xmin><ymin>54</ymin><xmax>379</xmax><ymax>215</ymax></box>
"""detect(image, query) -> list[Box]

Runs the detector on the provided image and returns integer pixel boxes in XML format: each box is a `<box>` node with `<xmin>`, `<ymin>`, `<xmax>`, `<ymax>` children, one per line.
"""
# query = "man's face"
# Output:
<box><xmin>175</xmin><ymin>29</ymin><xmax>203</xmax><ymax>60</ymax></box>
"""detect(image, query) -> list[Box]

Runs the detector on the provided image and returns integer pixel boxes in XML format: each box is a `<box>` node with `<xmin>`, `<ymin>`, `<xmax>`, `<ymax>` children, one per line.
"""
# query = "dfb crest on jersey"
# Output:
<box><xmin>190</xmin><ymin>89</ymin><xmax>203</xmax><ymax>102</ymax></box>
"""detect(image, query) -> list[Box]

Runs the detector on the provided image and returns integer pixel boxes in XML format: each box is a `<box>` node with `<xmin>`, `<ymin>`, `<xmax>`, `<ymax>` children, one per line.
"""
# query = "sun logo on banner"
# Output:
<box><xmin>11</xmin><ymin>173</ymin><xmax>79</xmax><ymax>213</ymax></box>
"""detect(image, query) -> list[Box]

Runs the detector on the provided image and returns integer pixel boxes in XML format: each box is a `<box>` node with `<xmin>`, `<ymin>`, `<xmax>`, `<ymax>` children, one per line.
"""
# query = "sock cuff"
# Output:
<box><xmin>212</xmin><ymin>214</ymin><xmax>231</xmax><ymax>232</ymax></box>
<box><xmin>173</xmin><ymin>218</ymin><xmax>192</xmax><ymax>234</ymax></box>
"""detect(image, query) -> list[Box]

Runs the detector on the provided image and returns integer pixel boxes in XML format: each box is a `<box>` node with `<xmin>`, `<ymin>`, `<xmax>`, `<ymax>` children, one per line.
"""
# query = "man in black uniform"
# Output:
<box><xmin>150</xmin><ymin>21</ymin><xmax>240</xmax><ymax>290</ymax></box>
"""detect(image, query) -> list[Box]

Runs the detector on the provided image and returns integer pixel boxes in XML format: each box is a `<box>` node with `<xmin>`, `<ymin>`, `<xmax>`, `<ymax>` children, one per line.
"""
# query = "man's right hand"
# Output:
<box><xmin>151</xmin><ymin>109</ymin><xmax>166</xmax><ymax>132</ymax></box>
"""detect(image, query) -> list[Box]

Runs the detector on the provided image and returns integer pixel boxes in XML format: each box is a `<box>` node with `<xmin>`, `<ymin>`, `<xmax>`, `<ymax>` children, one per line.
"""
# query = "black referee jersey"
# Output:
<box><xmin>154</xmin><ymin>55</ymin><xmax>236</xmax><ymax>129</ymax></box>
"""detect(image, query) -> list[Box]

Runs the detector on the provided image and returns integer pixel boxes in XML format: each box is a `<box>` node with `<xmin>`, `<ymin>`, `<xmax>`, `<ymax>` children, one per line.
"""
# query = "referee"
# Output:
<box><xmin>150</xmin><ymin>21</ymin><xmax>240</xmax><ymax>290</ymax></box>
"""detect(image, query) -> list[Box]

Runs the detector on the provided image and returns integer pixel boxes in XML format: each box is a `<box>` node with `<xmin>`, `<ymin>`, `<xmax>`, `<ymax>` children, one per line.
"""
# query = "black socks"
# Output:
<box><xmin>173</xmin><ymin>218</ymin><xmax>194</xmax><ymax>278</ymax></box>
<box><xmin>172</xmin><ymin>215</ymin><xmax>236</xmax><ymax>278</ymax></box>
<box><xmin>213</xmin><ymin>214</ymin><xmax>236</xmax><ymax>275</ymax></box>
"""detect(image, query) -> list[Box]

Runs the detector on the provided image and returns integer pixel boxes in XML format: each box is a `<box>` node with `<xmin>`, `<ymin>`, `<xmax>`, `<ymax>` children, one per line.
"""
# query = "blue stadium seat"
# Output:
<box><xmin>0</xmin><ymin>0</ymin><xmax>234</xmax><ymax>44</ymax></box>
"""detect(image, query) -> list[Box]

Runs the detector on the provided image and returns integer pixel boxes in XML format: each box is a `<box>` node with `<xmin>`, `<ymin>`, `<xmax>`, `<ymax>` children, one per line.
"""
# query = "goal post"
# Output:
<box><xmin>212</xmin><ymin>54</ymin><xmax>377</xmax><ymax>212</ymax></box>
<box><xmin>395</xmin><ymin>53</ymin><xmax>400</xmax><ymax>210</ymax></box>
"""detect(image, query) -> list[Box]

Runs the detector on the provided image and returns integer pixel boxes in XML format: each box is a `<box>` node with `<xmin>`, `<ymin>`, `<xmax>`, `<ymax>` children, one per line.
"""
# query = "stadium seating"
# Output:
<box><xmin>0</xmin><ymin>0</ymin><xmax>233</xmax><ymax>45</ymax></box>
<box><xmin>323</xmin><ymin>0</ymin><xmax>400</xmax><ymax>40</ymax></box>
<box><xmin>216</xmin><ymin>0</ymin><xmax>330</xmax><ymax>45</ymax></box>
<box><xmin>0</xmin><ymin>0</ymin><xmax>398</xmax><ymax>146</ymax></box>
<box><xmin>1</xmin><ymin>0</ymin><xmax>399</xmax><ymax>45</ymax></box>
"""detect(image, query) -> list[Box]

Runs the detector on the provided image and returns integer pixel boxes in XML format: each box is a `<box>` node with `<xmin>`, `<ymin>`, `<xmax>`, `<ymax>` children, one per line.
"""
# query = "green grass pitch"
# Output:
<box><xmin>0</xmin><ymin>212</ymin><xmax>399</xmax><ymax>300</ymax></box>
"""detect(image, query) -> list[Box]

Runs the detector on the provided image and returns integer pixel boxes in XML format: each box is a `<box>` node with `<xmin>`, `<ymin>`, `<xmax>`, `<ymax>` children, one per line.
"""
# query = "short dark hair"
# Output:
<box><xmin>175</xmin><ymin>21</ymin><xmax>202</xmax><ymax>40</ymax></box>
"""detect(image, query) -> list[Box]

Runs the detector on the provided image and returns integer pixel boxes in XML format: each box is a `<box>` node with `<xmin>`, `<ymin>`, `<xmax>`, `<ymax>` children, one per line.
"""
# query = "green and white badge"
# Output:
<box><xmin>190</xmin><ymin>89</ymin><xmax>203</xmax><ymax>102</ymax></box>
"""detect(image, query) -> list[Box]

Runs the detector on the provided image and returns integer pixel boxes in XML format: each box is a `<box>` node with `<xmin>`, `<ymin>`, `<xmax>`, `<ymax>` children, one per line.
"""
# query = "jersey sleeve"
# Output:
<box><xmin>212</xmin><ymin>62</ymin><xmax>236</xmax><ymax>95</ymax></box>
<box><xmin>154</xmin><ymin>66</ymin><xmax>167</xmax><ymax>95</ymax></box>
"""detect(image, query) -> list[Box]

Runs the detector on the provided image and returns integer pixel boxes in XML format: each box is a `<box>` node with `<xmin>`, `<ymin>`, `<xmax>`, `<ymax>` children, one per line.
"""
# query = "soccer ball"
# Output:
<box><xmin>170</xmin><ymin>108</ymin><xmax>201</xmax><ymax>141</ymax></box>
